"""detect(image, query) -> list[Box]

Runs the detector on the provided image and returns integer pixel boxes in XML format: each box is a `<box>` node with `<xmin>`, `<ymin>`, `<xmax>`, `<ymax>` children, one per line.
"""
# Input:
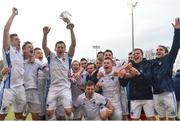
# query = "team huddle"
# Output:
<box><xmin>0</xmin><ymin>7</ymin><xmax>180</xmax><ymax>121</ymax></box>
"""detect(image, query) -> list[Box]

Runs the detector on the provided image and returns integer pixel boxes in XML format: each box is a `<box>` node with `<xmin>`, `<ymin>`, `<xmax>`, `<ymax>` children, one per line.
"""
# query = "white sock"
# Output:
<box><xmin>47</xmin><ymin>114</ymin><xmax>56</xmax><ymax>121</ymax></box>
<box><xmin>65</xmin><ymin>112</ymin><xmax>74</xmax><ymax>120</ymax></box>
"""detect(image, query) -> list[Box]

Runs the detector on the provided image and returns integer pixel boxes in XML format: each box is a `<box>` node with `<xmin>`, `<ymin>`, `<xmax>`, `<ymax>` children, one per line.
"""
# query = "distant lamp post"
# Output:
<box><xmin>128</xmin><ymin>0</ymin><xmax>138</xmax><ymax>51</ymax></box>
<box><xmin>92</xmin><ymin>45</ymin><xmax>100</xmax><ymax>58</ymax></box>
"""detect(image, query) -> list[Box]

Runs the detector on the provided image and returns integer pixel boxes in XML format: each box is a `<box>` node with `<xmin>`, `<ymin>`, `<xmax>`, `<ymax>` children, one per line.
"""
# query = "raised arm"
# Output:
<box><xmin>3</xmin><ymin>7</ymin><xmax>18</xmax><ymax>50</ymax></box>
<box><xmin>68</xmin><ymin>27</ymin><xmax>76</xmax><ymax>58</ymax></box>
<box><xmin>173</xmin><ymin>18</ymin><xmax>180</xmax><ymax>44</ymax></box>
<box><xmin>172</xmin><ymin>18</ymin><xmax>180</xmax><ymax>45</ymax></box>
<box><xmin>172</xmin><ymin>18</ymin><xmax>180</xmax><ymax>29</ymax></box>
<box><xmin>168</xmin><ymin>18</ymin><xmax>180</xmax><ymax>63</ymax></box>
<box><xmin>42</xmin><ymin>26</ymin><xmax>51</xmax><ymax>57</ymax></box>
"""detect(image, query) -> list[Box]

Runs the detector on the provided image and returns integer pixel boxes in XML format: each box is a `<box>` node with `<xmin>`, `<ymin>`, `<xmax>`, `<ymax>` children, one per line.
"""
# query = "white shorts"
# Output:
<box><xmin>23</xmin><ymin>102</ymin><xmax>41</xmax><ymax>114</ymax></box>
<box><xmin>0</xmin><ymin>85</ymin><xmax>26</xmax><ymax>114</ymax></box>
<box><xmin>120</xmin><ymin>87</ymin><xmax>129</xmax><ymax>115</ymax></box>
<box><xmin>47</xmin><ymin>87</ymin><xmax>72</xmax><ymax>110</ymax></box>
<box><xmin>154</xmin><ymin>92</ymin><xmax>177</xmax><ymax>118</ymax></box>
<box><xmin>23</xmin><ymin>89</ymin><xmax>41</xmax><ymax>114</ymax></box>
<box><xmin>38</xmin><ymin>92</ymin><xmax>47</xmax><ymax>115</ymax></box>
<box><xmin>130</xmin><ymin>100</ymin><xmax>155</xmax><ymax>119</ymax></box>
<box><xmin>25</xmin><ymin>89</ymin><xmax>41</xmax><ymax>104</ymax></box>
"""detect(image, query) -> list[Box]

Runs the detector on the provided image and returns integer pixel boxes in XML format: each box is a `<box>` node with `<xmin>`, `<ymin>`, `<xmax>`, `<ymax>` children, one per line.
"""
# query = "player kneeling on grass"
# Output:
<box><xmin>73</xmin><ymin>81</ymin><xmax>114</xmax><ymax>120</ymax></box>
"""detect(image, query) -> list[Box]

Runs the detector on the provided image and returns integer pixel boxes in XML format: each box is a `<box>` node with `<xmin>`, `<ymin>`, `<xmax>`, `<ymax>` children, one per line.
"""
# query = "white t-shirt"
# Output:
<box><xmin>24</xmin><ymin>59</ymin><xmax>47</xmax><ymax>89</ymax></box>
<box><xmin>99</xmin><ymin>71</ymin><xmax>121</xmax><ymax>107</ymax></box>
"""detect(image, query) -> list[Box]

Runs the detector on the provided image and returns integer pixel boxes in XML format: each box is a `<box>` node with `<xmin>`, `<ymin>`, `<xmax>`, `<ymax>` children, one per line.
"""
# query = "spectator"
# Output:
<box><xmin>173</xmin><ymin>69</ymin><xmax>180</xmax><ymax>120</ymax></box>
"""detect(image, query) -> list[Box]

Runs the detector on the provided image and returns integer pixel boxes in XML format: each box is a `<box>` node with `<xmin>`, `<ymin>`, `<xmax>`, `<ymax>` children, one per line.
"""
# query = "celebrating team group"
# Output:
<box><xmin>0</xmin><ymin>7</ymin><xmax>180</xmax><ymax>121</ymax></box>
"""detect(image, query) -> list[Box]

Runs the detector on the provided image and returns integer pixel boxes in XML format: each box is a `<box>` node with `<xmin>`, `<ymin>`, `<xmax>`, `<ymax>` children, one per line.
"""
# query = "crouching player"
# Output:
<box><xmin>73</xmin><ymin>81</ymin><xmax>114</xmax><ymax>120</ymax></box>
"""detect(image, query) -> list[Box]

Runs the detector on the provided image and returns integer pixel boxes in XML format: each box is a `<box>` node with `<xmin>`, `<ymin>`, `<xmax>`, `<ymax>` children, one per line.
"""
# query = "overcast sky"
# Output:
<box><xmin>0</xmin><ymin>0</ymin><xmax>180</xmax><ymax>61</ymax></box>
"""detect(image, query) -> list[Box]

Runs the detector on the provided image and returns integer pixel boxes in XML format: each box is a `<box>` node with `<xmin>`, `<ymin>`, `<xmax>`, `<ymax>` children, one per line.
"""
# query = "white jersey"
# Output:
<box><xmin>47</xmin><ymin>52</ymin><xmax>72</xmax><ymax>88</ymax></box>
<box><xmin>99</xmin><ymin>71</ymin><xmax>123</xmax><ymax>119</ymax></box>
<box><xmin>74</xmin><ymin>92</ymin><xmax>108</xmax><ymax>120</ymax></box>
<box><xmin>24</xmin><ymin>59</ymin><xmax>47</xmax><ymax>89</ymax></box>
<box><xmin>2</xmin><ymin>46</ymin><xmax>24</xmax><ymax>88</ymax></box>
<box><xmin>99</xmin><ymin>71</ymin><xmax>121</xmax><ymax>107</ymax></box>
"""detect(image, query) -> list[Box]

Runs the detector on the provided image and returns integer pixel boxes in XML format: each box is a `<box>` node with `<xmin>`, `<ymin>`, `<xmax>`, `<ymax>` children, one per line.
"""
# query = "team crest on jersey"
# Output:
<box><xmin>140</xmin><ymin>69</ymin><xmax>143</xmax><ymax>73</ymax></box>
<box><xmin>158</xmin><ymin>61</ymin><xmax>162</xmax><ymax>65</ymax></box>
<box><xmin>62</xmin><ymin>57</ymin><xmax>65</xmax><ymax>62</ymax></box>
<box><xmin>93</xmin><ymin>101</ymin><xmax>96</xmax><ymax>104</ymax></box>
<box><xmin>111</xmin><ymin>77</ymin><xmax>114</xmax><ymax>80</ymax></box>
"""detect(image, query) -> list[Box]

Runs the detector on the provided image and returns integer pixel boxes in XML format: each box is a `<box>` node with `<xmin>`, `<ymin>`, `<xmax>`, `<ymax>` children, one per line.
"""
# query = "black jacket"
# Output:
<box><xmin>151</xmin><ymin>29</ymin><xmax>180</xmax><ymax>94</ymax></box>
<box><xmin>86</xmin><ymin>70</ymin><xmax>102</xmax><ymax>94</ymax></box>
<box><xmin>120</xmin><ymin>59</ymin><xmax>153</xmax><ymax>100</ymax></box>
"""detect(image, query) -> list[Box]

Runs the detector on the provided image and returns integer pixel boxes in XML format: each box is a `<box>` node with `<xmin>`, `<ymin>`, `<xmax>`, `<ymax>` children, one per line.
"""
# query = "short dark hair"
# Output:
<box><xmin>104</xmin><ymin>49</ymin><xmax>113</xmax><ymax>56</ymax></box>
<box><xmin>97</xmin><ymin>51</ymin><xmax>104</xmax><ymax>56</ymax></box>
<box><xmin>55</xmin><ymin>41</ymin><xmax>66</xmax><ymax>48</ymax></box>
<box><xmin>34</xmin><ymin>47</ymin><xmax>41</xmax><ymax>51</ymax></box>
<box><xmin>85</xmin><ymin>81</ymin><xmax>94</xmax><ymax>88</ymax></box>
<box><xmin>80</xmin><ymin>58</ymin><xmax>87</xmax><ymax>62</ymax></box>
<box><xmin>128</xmin><ymin>51</ymin><xmax>133</xmax><ymax>55</ymax></box>
<box><xmin>104</xmin><ymin>57</ymin><xmax>113</xmax><ymax>63</ymax></box>
<box><xmin>22</xmin><ymin>41</ymin><xmax>32</xmax><ymax>50</ymax></box>
<box><xmin>87</xmin><ymin>62</ymin><xmax>96</xmax><ymax>69</ymax></box>
<box><xmin>10</xmin><ymin>33</ymin><xmax>18</xmax><ymax>40</ymax></box>
<box><xmin>158</xmin><ymin>45</ymin><xmax>168</xmax><ymax>53</ymax></box>
<box><xmin>133</xmin><ymin>48</ymin><xmax>143</xmax><ymax>55</ymax></box>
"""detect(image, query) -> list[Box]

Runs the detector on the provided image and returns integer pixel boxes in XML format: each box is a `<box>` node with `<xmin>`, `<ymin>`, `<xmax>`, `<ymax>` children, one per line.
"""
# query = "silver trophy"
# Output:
<box><xmin>60</xmin><ymin>11</ymin><xmax>74</xmax><ymax>29</ymax></box>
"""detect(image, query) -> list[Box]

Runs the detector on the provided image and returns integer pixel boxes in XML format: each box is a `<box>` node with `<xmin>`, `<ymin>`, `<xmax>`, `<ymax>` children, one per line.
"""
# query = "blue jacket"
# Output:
<box><xmin>151</xmin><ymin>29</ymin><xmax>180</xmax><ymax>94</ymax></box>
<box><xmin>173</xmin><ymin>72</ymin><xmax>180</xmax><ymax>101</ymax></box>
<box><xmin>120</xmin><ymin>59</ymin><xmax>153</xmax><ymax>100</ymax></box>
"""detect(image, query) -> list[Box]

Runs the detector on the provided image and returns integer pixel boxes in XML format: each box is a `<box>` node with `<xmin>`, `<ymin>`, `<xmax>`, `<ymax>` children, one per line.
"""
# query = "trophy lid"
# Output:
<box><xmin>59</xmin><ymin>11</ymin><xmax>72</xmax><ymax>22</ymax></box>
